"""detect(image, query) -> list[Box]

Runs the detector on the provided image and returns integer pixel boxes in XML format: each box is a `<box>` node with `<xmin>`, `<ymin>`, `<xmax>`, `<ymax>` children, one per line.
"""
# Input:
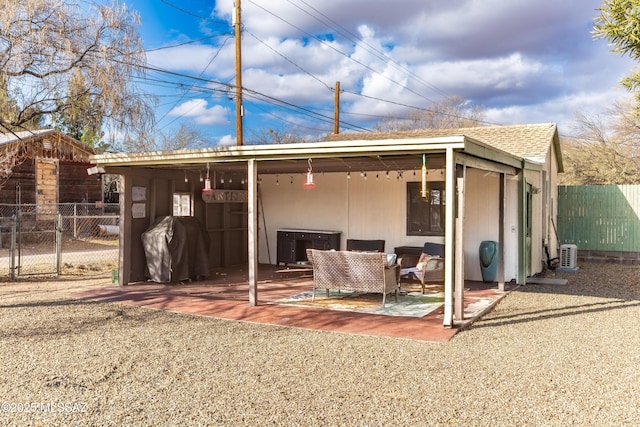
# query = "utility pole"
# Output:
<box><xmin>234</xmin><ymin>0</ymin><xmax>243</xmax><ymax>146</ymax></box>
<box><xmin>333</xmin><ymin>81</ymin><xmax>340</xmax><ymax>134</ymax></box>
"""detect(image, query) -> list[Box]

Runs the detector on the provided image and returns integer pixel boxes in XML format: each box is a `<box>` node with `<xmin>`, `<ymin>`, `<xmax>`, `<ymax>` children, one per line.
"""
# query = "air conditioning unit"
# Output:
<box><xmin>559</xmin><ymin>244</ymin><xmax>578</xmax><ymax>269</ymax></box>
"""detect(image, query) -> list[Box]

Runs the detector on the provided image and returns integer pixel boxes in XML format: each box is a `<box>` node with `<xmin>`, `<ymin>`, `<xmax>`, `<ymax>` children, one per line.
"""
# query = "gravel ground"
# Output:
<box><xmin>1</xmin><ymin>262</ymin><xmax>640</xmax><ymax>426</ymax></box>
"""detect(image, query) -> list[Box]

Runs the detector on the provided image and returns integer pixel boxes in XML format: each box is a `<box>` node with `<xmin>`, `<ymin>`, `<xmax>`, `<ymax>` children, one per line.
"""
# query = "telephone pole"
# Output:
<box><xmin>234</xmin><ymin>0</ymin><xmax>243</xmax><ymax>146</ymax></box>
<box><xmin>333</xmin><ymin>81</ymin><xmax>340</xmax><ymax>134</ymax></box>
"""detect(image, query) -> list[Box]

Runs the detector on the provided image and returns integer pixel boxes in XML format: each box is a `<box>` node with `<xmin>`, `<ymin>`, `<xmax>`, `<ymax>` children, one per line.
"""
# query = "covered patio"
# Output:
<box><xmin>91</xmin><ymin>124</ymin><xmax>561</xmax><ymax>329</ymax></box>
<box><xmin>76</xmin><ymin>265</ymin><xmax>516</xmax><ymax>342</ymax></box>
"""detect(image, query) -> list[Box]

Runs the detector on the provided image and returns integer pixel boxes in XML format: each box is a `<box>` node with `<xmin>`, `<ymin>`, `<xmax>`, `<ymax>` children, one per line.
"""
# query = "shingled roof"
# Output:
<box><xmin>324</xmin><ymin>123</ymin><xmax>561</xmax><ymax>170</ymax></box>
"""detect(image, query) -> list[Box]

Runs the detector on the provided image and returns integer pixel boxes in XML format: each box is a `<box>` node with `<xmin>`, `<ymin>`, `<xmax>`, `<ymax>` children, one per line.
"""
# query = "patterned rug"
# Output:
<box><xmin>273</xmin><ymin>289</ymin><xmax>445</xmax><ymax>318</ymax></box>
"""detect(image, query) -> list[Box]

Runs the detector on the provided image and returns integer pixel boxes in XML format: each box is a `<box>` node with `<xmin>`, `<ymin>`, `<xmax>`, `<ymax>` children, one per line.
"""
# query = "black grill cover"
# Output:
<box><xmin>141</xmin><ymin>216</ymin><xmax>210</xmax><ymax>283</ymax></box>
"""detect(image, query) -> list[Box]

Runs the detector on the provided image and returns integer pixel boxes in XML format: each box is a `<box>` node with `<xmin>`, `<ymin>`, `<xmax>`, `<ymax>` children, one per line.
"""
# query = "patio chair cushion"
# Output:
<box><xmin>399</xmin><ymin>243</ymin><xmax>445</xmax><ymax>294</ymax></box>
<box><xmin>416</xmin><ymin>253</ymin><xmax>439</xmax><ymax>271</ymax></box>
<box><xmin>386</xmin><ymin>253</ymin><xmax>397</xmax><ymax>266</ymax></box>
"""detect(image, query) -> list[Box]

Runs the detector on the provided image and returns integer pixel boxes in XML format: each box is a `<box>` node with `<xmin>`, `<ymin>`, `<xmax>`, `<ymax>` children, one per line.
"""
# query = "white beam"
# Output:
<box><xmin>248</xmin><ymin>159</ymin><xmax>258</xmax><ymax>305</ymax></box>
<box><xmin>443</xmin><ymin>147</ymin><xmax>456</xmax><ymax>327</ymax></box>
<box><xmin>454</xmin><ymin>166</ymin><xmax>465</xmax><ymax>321</ymax></box>
<box><xmin>498</xmin><ymin>173</ymin><xmax>506</xmax><ymax>291</ymax></box>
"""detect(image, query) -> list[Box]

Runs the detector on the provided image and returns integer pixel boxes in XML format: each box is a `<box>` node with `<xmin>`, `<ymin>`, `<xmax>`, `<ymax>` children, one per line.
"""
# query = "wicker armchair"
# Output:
<box><xmin>399</xmin><ymin>243</ymin><xmax>445</xmax><ymax>294</ymax></box>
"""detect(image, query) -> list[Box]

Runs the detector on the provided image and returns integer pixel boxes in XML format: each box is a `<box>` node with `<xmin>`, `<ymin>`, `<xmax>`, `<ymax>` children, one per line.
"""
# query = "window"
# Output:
<box><xmin>407</xmin><ymin>182</ymin><xmax>445</xmax><ymax>236</ymax></box>
<box><xmin>173</xmin><ymin>193</ymin><xmax>192</xmax><ymax>216</ymax></box>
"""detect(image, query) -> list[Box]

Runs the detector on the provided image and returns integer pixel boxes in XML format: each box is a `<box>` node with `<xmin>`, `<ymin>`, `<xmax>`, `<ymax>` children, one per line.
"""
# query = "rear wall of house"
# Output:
<box><xmin>258</xmin><ymin>168</ymin><xmax>522</xmax><ymax>281</ymax></box>
<box><xmin>258</xmin><ymin>170</ymin><xmax>445</xmax><ymax>265</ymax></box>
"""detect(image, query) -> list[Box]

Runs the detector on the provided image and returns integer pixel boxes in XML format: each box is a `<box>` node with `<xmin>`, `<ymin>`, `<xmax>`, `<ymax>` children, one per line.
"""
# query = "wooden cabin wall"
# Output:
<box><xmin>0</xmin><ymin>159</ymin><xmax>36</xmax><ymax>204</ymax></box>
<box><xmin>59</xmin><ymin>161</ymin><xmax>102</xmax><ymax>203</ymax></box>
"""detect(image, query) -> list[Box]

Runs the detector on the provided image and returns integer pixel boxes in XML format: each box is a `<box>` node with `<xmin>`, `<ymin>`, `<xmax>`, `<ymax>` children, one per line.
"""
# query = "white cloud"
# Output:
<box><xmin>140</xmin><ymin>0</ymin><xmax>638</xmax><ymax>140</ymax></box>
<box><xmin>167</xmin><ymin>99</ymin><xmax>230</xmax><ymax>125</ymax></box>
<box><xmin>218</xmin><ymin>134</ymin><xmax>236</xmax><ymax>146</ymax></box>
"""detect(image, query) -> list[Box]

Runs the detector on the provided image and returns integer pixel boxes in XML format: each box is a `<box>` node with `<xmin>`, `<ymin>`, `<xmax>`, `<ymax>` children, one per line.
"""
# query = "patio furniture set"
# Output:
<box><xmin>306</xmin><ymin>240</ymin><xmax>445</xmax><ymax>307</ymax></box>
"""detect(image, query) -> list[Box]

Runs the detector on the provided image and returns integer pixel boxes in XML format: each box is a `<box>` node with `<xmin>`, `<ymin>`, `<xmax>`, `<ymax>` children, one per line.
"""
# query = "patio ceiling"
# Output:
<box><xmin>93</xmin><ymin>137</ymin><xmax>465</xmax><ymax>178</ymax></box>
<box><xmin>176</xmin><ymin>153</ymin><xmax>447</xmax><ymax>176</ymax></box>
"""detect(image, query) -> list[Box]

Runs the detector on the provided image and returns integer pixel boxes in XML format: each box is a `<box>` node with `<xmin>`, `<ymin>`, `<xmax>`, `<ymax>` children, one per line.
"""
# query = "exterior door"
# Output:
<box><xmin>525</xmin><ymin>182</ymin><xmax>533</xmax><ymax>277</ymax></box>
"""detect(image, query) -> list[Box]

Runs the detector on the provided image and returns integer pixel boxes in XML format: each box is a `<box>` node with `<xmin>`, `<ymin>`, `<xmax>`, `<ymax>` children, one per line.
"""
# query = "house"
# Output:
<box><xmin>0</xmin><ymin>129</ymin><xmax>102</xmax><ymax>212</ymax></box>
<box><xmin>90</xmin><ymin>123</ymin><xmax>563</xmax><ymax>327</ymax></box>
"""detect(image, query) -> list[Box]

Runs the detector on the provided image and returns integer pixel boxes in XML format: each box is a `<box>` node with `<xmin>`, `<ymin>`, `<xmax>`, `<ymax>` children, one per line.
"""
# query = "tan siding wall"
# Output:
<box><xmin>258</xmin><ymin>170</ymin><xmax>449</xmax><ymax>264</ymax></box>
<box><xmin>462</xmin><ymin>169</ymin><xmax>520</xmax><ymax>282</ymax></box>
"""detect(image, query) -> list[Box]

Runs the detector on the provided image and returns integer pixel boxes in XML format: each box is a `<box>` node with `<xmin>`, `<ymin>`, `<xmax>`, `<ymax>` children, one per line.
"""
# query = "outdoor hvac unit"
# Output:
<box><xmin>559</xmin><ymin>244</ymin><xmax>578</xmax><ymax>269</ymax></box>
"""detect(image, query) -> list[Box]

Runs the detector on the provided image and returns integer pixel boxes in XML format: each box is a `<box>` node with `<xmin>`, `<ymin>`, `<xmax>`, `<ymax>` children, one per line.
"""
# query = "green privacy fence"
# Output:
<box><xmin>557</xmin><ymin>185</ymin><xmax>640</xmax><ymax>252</ymax></box>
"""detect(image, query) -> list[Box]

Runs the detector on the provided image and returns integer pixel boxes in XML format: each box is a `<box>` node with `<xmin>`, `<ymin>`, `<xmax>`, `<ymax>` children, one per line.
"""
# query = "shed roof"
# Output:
<box><xmin>0</xmin><ymin>129</ymin><xmax>96</xmax><ymax>158</ymax></box>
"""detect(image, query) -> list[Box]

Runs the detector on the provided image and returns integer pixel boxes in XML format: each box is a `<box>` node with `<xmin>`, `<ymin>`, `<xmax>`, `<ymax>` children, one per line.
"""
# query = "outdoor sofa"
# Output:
<box><xmin>306</xmin><ymin>248</ymin><xmax>399</xmax><ymax>307</ymax></box>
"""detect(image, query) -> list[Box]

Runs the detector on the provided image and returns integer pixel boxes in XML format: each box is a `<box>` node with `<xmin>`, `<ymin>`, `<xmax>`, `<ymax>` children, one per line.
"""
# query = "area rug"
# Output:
<box><xmin>273</xmin><ymin>289</ymin><xmax>445</xmax><ymax>318</ymax></box>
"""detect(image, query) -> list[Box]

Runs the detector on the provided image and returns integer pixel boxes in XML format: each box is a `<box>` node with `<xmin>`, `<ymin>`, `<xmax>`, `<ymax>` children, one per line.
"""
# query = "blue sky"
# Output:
<box><xmin>121</xmin><ymin>0</ymin><xmax>636</xmax><ymax>146</ymax></box>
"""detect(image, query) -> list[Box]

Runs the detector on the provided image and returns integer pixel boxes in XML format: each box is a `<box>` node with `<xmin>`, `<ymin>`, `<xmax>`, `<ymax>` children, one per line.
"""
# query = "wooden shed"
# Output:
<box><xmin>0</xmin><ymin>129</ymin><xmax>102</xmax><ymax>210</ymax></box>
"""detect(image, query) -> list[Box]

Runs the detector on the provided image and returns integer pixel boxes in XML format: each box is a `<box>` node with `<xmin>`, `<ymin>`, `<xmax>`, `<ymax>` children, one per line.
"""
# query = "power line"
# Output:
<box><xmin>244</xmin><ymin>29</ymin><xmax>333</xmax><ymax>91</ymax></box>
<box><xmin>155</xmin><ymin>35</ymin><xmax>234</xmax><ymax>131</ymax></box>
<box><xmin>144</xmin><ymin>33</ymin><xmax>233</xmax><ymax>53</ymax></box>
<box><xmin>245</xmin><ymin>0</ymin><xmax>438</xmax><ymax>106</ymax></box>
<box><xmin>158</xmin><ymin>0</ymin><xmax>229</xmax><ymax>26</ymax></box>
<box><xmin>289</xmin><ymin>0</ymin><xmax>449</xmax><ymax>98</ymax></box>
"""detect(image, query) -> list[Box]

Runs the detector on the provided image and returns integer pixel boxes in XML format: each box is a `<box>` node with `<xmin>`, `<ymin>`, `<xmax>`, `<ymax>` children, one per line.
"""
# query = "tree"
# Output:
<box><xmin>374</xmin><ymin>95</ymin><xmax>485</xmax><ymax>131</ymax></box>
<box><xmin>0</xmin><ymin>0</ymin><xmax>155</xmax><ymax>143</ymax></box>
<box><xmin>157</xmin><ymin>124</ymin><xmax>212</xmax><ymax>151</ymax></box>
<box><xmin>53</xmin><ymin>68</ymin><xmax>106</xmax><ymax>150</ymax></box>
<box><xmin>562</xmin><ymin>99</ymin><xmax>640</xmax><ymax>184</ymax></box>
<box><xmin>594</xmin><ymin>0</ymin><xmax>640</xmax><ymax>107</ymax></box>
<box><xmin>248</xmin><ymin>128</ymin><xmax>310</xmax><ymax>144</ymax></box>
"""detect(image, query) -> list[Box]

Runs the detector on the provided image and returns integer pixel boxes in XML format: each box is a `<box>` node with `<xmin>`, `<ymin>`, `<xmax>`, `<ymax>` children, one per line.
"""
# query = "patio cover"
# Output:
<box><xmin>141</xmin><ymin>216</ymin><xmax>210</xmax><ymax>283</ymax></box>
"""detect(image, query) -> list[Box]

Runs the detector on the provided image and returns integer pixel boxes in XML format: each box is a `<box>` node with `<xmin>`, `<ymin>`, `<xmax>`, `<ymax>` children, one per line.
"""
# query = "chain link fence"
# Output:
<box><xmin>0</xmin><ymin>203</ymin><xmax>120</xmax><ymax>281</ymax></box>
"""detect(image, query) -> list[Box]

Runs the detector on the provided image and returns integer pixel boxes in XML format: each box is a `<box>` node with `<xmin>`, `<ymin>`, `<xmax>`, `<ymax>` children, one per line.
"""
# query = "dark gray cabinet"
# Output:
<box><xmin>276</xmin><ymin>229</ymin><xmax>340</xmax><ymax>266</ymax></box>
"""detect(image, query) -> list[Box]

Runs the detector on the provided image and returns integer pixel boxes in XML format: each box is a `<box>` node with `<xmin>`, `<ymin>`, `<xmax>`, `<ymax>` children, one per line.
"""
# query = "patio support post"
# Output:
<box><xmin>248</xmin><ymin>159</ymin><xmax>259</xmax><ymax>305</ymax></box>
<box><xmin>443</xmin><ymin>147</ymin><xmax>455</xmax><ymax>327</ymax></box>
<box><xmin>498</xmin><ymin>173</ymin><xmax>506</xmax><ymax>291</ymax></box>
<box><xmin>454</xmin><ymin>164</ymin><xmax>465</xmax><ymax>321</ymax></box>
<box><xmin>119</xmin><ymin>174</ymin><xmax>132</xmax><ymax>286</ymax></box>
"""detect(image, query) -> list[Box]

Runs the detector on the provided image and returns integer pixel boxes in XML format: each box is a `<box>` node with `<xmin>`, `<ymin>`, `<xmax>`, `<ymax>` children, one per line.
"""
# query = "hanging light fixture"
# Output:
<box><xmin>203</xmin><ymin>163</ymin><xmax>213</xmax><ymax>196</ymax></box>
<box><xmin>303</xmin><ymin>158</ymin><xmax>315</xmax><ymax>188</ymax></box>
<box><xmin>421</xmin><ymin>154</ymin><xmax>429</xmax><ymax>199</ymax></box>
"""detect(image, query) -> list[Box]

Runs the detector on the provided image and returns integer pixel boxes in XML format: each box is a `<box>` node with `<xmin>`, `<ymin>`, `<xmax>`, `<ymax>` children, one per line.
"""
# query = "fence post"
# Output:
<box><xmin>9</xmin><ymin>215</ymin><xmax>16</xmax><ymax>281</ymax></box>
<box><xmin>56</xmin><ymin>213</ymin><xmax>62</xmax><ymax>275</ymax></box>
<box><xmin>73</xmin><ymin>203</ymin><xmax>78</xmax><ymax>239</ymax></box>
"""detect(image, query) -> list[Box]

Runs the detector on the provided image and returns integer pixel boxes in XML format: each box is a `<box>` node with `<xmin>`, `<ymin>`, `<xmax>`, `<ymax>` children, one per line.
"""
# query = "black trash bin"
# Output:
<box><xmin>479</xmin><ymin>241</ymin><xmax>498</xmax><ymax>283</ymax></box>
